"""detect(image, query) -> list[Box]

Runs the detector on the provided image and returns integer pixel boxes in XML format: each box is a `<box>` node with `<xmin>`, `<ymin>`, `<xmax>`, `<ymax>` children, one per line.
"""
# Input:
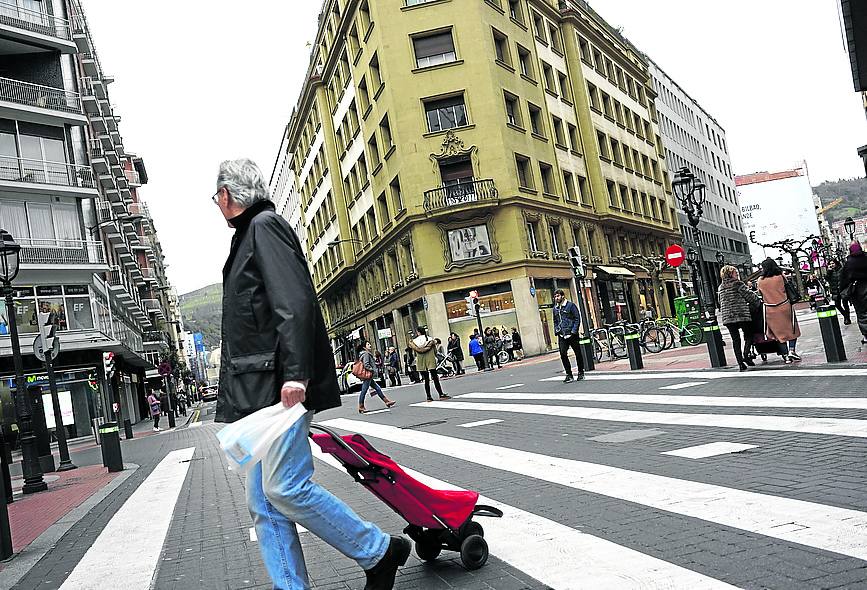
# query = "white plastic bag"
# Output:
<box><xmin>217</xmin><ymin>402</ymin><xmax>307</xmax><ymax>472</ymax></box>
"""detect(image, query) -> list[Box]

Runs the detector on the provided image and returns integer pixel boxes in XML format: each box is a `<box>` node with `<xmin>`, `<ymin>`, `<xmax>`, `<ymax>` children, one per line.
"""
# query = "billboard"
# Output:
<box><xmin>738</xmin><ymin>170</ymin><xmax>820</xmax><ymax>263</ymax></box>
<box><xmin>194</xmin><ymin>332</ymin><xmax>205</xmax><ymax>353</ymax></box>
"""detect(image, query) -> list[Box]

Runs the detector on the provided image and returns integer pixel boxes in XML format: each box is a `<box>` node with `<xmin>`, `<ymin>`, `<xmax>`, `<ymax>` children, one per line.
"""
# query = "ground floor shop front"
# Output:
<box><xmin>329</xmin><ymin>263</ymin><xmax>683</xmax><ymax>365</ymax></box>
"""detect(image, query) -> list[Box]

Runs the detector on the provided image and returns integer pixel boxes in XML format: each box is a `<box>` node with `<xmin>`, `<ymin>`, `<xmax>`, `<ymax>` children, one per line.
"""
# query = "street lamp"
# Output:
<box><xmin>685</xmin><ymin>247</ymin><xmax>704</xmax><ymax>311</ymax></box>
<box><xmin>845</xmin><ymin>217</ymin><xmax>856</xmax><ymax>242</ymax></box>
<box><xmin>0</xmin><ymin>230</ymin><xmax>46</xmax><ymax>495</ymax></box>
<box><xmin>673</xmin><ymin>167</ymin><xmax>713</xmax><ymax>315</ymax></box>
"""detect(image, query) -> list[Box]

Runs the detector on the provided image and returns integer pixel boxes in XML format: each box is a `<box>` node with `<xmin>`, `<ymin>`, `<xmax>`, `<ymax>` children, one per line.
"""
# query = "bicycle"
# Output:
<box><xmin>656</xmin><ymin>316</ymin><xmax>703</xmax><ymax>347</ymax></box>
<box><xmin>590</xmin><ymin>325</ymin><xmax>628</xmax><ymax>362</ymax></box>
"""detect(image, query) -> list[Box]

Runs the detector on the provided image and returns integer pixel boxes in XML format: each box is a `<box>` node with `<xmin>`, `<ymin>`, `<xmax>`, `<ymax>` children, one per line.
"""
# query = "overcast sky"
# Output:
<box><xmin>80</xmin><ymin>0</ymin><xmax>867</xmax><ymax>295</ymax></box>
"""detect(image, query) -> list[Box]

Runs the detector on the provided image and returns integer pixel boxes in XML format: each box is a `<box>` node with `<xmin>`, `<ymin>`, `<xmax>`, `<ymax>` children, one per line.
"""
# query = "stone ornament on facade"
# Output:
<box><xmin>438</xmin><ymin>213</ymin><xmax>502</xmax><ymax>272</ymax></box>
<box><xmin>430</xmin><ymin>129</ymin><xmax>478</xmax><ymax>164</ymax></box>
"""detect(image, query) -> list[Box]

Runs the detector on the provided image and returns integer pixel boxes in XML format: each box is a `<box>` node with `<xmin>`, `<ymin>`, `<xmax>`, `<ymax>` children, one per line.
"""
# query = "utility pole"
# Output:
<box><xmin>466</xmin><ymin>290</ymin><xmax>491</xmax><ymax>371</ymax></box>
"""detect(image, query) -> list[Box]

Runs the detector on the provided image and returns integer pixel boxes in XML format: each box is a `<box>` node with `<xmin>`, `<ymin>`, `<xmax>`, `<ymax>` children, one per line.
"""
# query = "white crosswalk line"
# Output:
<box><xmin>310</xmin><ymin>441</ymin><xmax>737</xmax><ymax>589</ymax></box>
<box><xmin>60</xmin><ymin>447</ymin><xmax>196</xmax><ymax>590</ymax></box>
<box><xmin>497</xmin><ymin>383</ymin><xmax>525</xmax><ymax>390</ymax></box>
<box><xmin>419</xmin><ymin>400</ymin><xmax>867</xmax><ymax>438</ymax></box>
<box><xmin>458</xmin><ymin>391</ymin><xmax>867</xmax><ymax>409</ymax></box>
<box><xmin>458</xmin><ymin>419</ymin><xmax>504</xmax><ymax>428</ymax></box>
<box><xmin>541</xmin><ymin>368</ymin><xmax>867</xmax><ymax>381</ymax></box>
<box><xmin>660</xmin><ymin>381</ymin><xmax>708</xmax><ymax>390</ymax></box>
<box><xmin>321</xmin><ymin>419</ymin><xmax>867</xmax><ymax>561</ymax></box>
<box><xmin>662</xmin><ymin>442</ymin><xmax>758</xmax><ymax>459</ymax></box>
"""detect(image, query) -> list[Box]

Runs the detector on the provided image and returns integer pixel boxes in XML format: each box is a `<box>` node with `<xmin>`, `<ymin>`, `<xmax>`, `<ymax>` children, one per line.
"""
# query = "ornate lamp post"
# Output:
<box><xmin>686</xmin><ymin>247</ymin><xmax>704</xmax><ymax>311</ymax></box>
<box><xmin>0</xmin><ymin>231</ymin><xmax>46</xmax><ymax>494</ymax></box>
<box><xmin>673</xmin><ymin>167</ymin><xmax>713</xmax><ymax>315</ymax></box>
<box><xmin>845</xmin><ymin>217</ymin><xmax>856</xmax><ymax>242</ymax></box>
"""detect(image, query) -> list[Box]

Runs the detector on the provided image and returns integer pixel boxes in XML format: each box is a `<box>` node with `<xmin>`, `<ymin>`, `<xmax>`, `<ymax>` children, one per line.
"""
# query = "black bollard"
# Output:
<box><xmin>0</xmin><ymin>439</ymin><xmax>12</xmax><ymax>505</ymax></box>
<box><xmin>704</xmin><ymin>318</ymin><xmax>727</xmax><ymax>368</ymax></box>
<box><xmin>579</xmin><ymin>338</ymin><xmax>595</xmax><ymax>372</ymax></box>
<box><xmin>817</xmin><ymin>305</ymin><xmax>847</xmax><ymax>362</ymax></box>
<box><xmin>123</xmin><ymin>418</ymin><xmax>134</xmax><ymax>440</ymax></box>
<box><xmin>624</xmin><ymin>332</ymin><xmax>644</xmax><ymax>370</ymax></box>
<box><xmin>98</xmin><ymin>422</ymin><xmax>123</xmax><ymax>473</ymax></box>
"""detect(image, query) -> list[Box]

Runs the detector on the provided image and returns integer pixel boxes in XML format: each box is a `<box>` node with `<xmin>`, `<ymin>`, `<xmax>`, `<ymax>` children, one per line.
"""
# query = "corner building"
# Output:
<box><xmin>281</xmin><ymin>0</ymin><xmax>681</xmax><ymax>361</ymax></box>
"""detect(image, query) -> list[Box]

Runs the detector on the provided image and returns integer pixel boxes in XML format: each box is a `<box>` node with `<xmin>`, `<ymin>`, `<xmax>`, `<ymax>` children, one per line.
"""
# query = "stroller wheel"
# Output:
<box><xmin>415</xmin><ymin>532</ymin><xmax>442</xmax><ymax>562</ymax></box>
<box><xmin>462</xmin><ymin>521</ymin><xmax>484</xmax><ymax>539</ymax></box>
<box><xmin>460</xmin><ymin>534</ymin><xmax>488</xmax><ymax>570</ymax></box>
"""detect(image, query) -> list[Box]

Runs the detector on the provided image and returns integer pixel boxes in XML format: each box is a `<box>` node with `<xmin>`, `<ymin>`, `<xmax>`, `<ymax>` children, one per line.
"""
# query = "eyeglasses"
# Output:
<box><xmin>211</xmin><ymin>190</ymin><xmax>220</xmax><ymax>204</ymax></box>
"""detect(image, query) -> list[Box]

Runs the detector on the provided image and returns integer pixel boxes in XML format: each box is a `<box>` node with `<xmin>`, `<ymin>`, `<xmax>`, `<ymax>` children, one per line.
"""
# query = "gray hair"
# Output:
<box><xmin>216</xmin><ymin>159</ymin><xmax>271</xmax><ymax>207</ymax></box>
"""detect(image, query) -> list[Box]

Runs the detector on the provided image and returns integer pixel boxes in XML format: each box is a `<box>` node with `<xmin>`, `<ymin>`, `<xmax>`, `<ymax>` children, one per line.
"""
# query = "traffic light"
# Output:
<box><xmin>103</xmin><ymin>351</ymin><xmax>115</xmax><ymax>379</ymax></box>
<box><xmin>467</xmin><ymin>290</ymin><xmax>480</xmax><ymax>317</ymax></box>
<box><xmin>37</xmin><ymin>311</ymin><xmax>57</xmax><ymax>353</ymax></box>
<box><xmin>568</xmin><ymin>246</ymin><xmax>584</xmax><ymax>278</ymax></box>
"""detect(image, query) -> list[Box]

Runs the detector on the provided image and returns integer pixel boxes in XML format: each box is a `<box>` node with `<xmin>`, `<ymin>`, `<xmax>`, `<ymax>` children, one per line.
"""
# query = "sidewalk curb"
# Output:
<box><xmin>0</xmin><ymin>463</ymin><xmax>140</xmax><ymax>588</ymax></box>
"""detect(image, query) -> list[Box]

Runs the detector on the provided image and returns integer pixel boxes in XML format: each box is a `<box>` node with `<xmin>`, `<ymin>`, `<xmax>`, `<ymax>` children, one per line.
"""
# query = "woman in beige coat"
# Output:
<box><xmin>409</xmin><ymin>326</ymin><xmax>451</xmax><ymax>402</ymax></box>
<box><xmin>757</xmin><ymin>258</ymin><xmax>801</xmax><ymax>363</ymax></box>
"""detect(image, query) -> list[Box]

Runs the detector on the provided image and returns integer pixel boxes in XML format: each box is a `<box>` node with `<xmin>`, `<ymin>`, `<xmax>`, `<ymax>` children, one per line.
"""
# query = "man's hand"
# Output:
<box><xmin>281</xmin><ymin>382</ymin><xmax>307</xmax><ymax>408</ymax></box>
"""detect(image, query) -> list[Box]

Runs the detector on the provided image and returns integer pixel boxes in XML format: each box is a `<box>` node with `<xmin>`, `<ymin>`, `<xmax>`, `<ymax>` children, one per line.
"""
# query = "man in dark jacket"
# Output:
<box><xmin>841</xmin><ymin>241</ymin><xmax>867</xmax><ymax>342</ymax></box>
<box><xmin>553</xmin><ymin>289</ymin><xmax>585</xmax><ymax>382</ymax></box>
<box><xmin>827</xmin><ymin>259</ymin><xmax>851</xmax><ymax>325</ymax></box>
<box><xmin>214</xmin><ymin>159</ymin><xmax>409</xmax><ymax>590</ymax></box>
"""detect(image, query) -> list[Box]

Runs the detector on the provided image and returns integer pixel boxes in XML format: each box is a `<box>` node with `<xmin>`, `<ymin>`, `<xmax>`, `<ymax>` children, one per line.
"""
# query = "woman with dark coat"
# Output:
<box><xmin>757</xmin><ymin>257</ymin><xmax>801</xmax><ymax>363</ymax></box>
<box><xmin>841</xmin><ymin>241</ymin><xmax>867</xmax><ymax>342</ymax></box>
<box><xmin>827</xmin><ymin>259</ymin><xmax>852</xmax><ymax>325</ymax></box>
<box><xmin>718</xmin><ymin>265</ymin><xmax>760</xmax><ymax>371</ymax></box>
<box><xmin>447</xmin><ymin>333</ymin><xmax>465</xmax><ymax>375</ymax></box>
<box><xmin>484</xmin><ymin>327</ymin><xmax>500</xmax><ymax>369</ymax></box>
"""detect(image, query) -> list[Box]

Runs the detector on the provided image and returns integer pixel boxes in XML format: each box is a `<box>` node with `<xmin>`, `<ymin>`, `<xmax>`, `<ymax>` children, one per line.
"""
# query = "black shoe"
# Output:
<box><xmin>564</xmin><ymin>376</ymin><xmax>574</xmax><ymax>383</ymax></box>
<box><xmin>744</xmin><ymin>357</ymin><xmax>755</xmax><ymax>367</ymax></box>
<box><xmin>365</xmin><ymin>535</ymin><xmax>411</xmax><ymax>590</ymax></box>
<box><xmin>844</xmin><ymin>319</ymin><xmax>852</xmax><ymax>325</ymax></box>
<box><xmin>739</xmin><ymin>364</ymin><xmax>748</xmax><ymax>372</ymax></box>
<box><xmin>577</xmin><ymin>373</ymin><xmax>586</xmax><ymax>381</ymax></box>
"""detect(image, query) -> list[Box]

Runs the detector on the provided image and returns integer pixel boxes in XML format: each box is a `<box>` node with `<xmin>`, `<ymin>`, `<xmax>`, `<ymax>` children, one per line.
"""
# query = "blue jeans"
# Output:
<box><xmin>359</xmin><ymin>378</ymin><xmax>385</xmax><ymax>405</ymax></box>
<box><xmin>246</xmin><ymin>410</ymin><xmax>389</xmax><ymax>589</ymax></box>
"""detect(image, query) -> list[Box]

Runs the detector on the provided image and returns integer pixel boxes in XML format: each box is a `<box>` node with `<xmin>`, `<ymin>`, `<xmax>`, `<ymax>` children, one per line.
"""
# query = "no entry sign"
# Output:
<box><xmin>665</xmin><ymin>244</ymin><xmax>686</xmax><ymax>268</ymax></box>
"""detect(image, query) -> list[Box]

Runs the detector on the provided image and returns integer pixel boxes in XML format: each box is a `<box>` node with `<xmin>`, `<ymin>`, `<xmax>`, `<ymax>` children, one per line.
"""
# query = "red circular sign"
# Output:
<box><xmin>665</xmin><ymin>244</ymin><xmax>686</xmax><ymax>268</ymax></box>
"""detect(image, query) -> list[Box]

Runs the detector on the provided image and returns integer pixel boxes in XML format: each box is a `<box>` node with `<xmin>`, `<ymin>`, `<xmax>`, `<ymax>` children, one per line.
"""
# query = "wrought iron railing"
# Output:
<box><xmin>423</xmin><ymin>178</ymin><xmax>498</xmax><ymax>212</ymax></box>
<box><xmin>0</xmin><ymin>1</ymin><xmax>71</xmax><ymax>40</ymax></box>
<box><xmin>0</xmin><ymin>155</ymin><xmax>94</xmax><ymax>188</ymax></box>
<box><xmin>19</xmin><ymin>238</ymin><xmax>106</xmax><ymax>265</ymax></box>
<box><xmin>0</xmin><ymin>77</ymin><xmax>81</xmax><ymax>113</ymax></box>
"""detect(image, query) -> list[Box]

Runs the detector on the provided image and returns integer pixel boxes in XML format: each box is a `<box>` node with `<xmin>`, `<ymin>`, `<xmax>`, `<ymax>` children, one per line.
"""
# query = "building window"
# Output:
<box><xmin>358</xmin><ymin>76</ymin><xmax>370</xmax><ymax>112</ymax></box>
<box><xmin>601</xmin><ymin>92</ymin><xmax>613</xmax><ymax>118</ymax></box>
<box><xmin>597</xmin><ymin>130</ymin><xmax>609</xmax><ymax>159</ymax></box>
<box><xmin>504</xmin><ymin>91</ymin><xmax>522</xmax><ymax>127</ymax></box>
<box><xmin>370</xmin><ymin>53</ymin><xmax>383</xmax><ymax>92</ymax></box>
<box><xmin>552</xmin><ymin>116</ymin><xmax>566</xmax><ymax>147</ymax></box>
<box><xmin>517</xmin><ymin>44</ymin><xmax>533</xmax><ymax>79</ymax></box>
<box><xmin>563</xmin><ymin>171</ymin><xmax>576</xmax><ymax>202</ymax></box>
<box><xmin>548</xmin><ymin>24</ymin><xmax>562</xmax><ymax>53</ymax></box>
<box><xmin>577</xmin><ymin>175</ymin><xmax>589</xmax><ymax>205</ymax></box>
<box><xmin>492</xmin><ymin>28</ymin><xmax>511</xmax><ymax>66</ymax></box>
<box><xmin>368</xmin><ymin>135</ymin><xmax>380</xmax><ymax>169</ymax></box>
<box><xmin>558</xmin><ymin>71</ymin><xmax>571</xmax><ymax>102</ymax></box>
<box><xmin>549</xmin><ymin>224</ymin><xmax>561</xmax><ymax>253</ymax></box>
<box><xmin>508</xmin><ymin>0</ymin><xmax>523</xmax><ymax>24</ymax></box>
<box><xmin>348</xmin><ymin>25</ymin><xmax>361</xmax><ymax>61</ymax></box>
<box><xmin>526</xmin><ymin>220</ymin><xmax>539</xmax><ymax>251</ymax></box>
<box><xmin>379</xmin><ymin>114</ymin><xmax>394</xmax><ymax>151</ymax></box>
<box><xmin>389</xmin><ymin>175</ymin><xmax>404</xmax><ymax>212</ymax></box>
<box><xmin>539</xmin><ymin>162</ymin><xmax>555</xmax><ymax>195</ymax></box>
<box><xmin>528</xmin><ymin>103</ymin><xmax>543</xmax><ymax>136</ymax></box>
<box><xmin>405</xmin><ymin>0</ymin><xmax>437</xmax><ymax>5</ymax></box>
<box><xmin>607</xmin><ymin>180</ymin><xmax>618</xmax><ymax>207</ymax></box>
<box><xmin>593</xmin><ymin>48</ymin><xmax>604</xmax><ymax>72</ymax></box>
<box><xmin>515</xmin><ymin>154</ymin><xmax>533</xmax><ymax>189</ymax></box>
<box><xmin>542</xmin><ymin>61</ymin><xmax>556</xmax><ymax>94</ymax></box>
<box><xmin>413</xmin><ymin>30</ymin><xmax>457</xmax><ymax>69</ymax></box>
<box><xmin>531</xmin><ymin>11</ymin><xmax>546</xmax><ymax>42</ymax></box>
<box><xmin>619</xmin><ymin>184</ymin><xmax>630</xmax><ymax>211</ymax></box>
<box><xmin>567</xmin><ymin>123</ymin><xmax>579</xmax><ymax>152</ymax></box>
<box><xmin>578</xmin><ymin>36</ymin><xmax>591</xmax><ymax>62</ymax></box>
<box><xmin>587</xmin><ymin>83</ymin><xmax>600</xmax><ymax>111</ymax></box>
<box><xmin>424</xmin><ymin>94</ymin><xmax>468</xmax><ymax>133</ymax></box>
<box><xmin>610</xmin><ymin>138</ymin><xmax>622</xmax><ymax>166</ymax></box>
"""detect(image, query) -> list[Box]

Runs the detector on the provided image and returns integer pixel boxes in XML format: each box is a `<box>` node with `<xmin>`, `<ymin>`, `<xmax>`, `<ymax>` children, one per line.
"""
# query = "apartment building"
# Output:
<box><xmin>276</xmin><ymin>0</ymin><xmax>680</xmax><ymax>360</ymax></box>
<box><xmin>0</xmin><ymin>0</ymin><xmax>179</xmax><ymax>438</ymax></box>
<box><xmin>841</xmin><ymin>0</ymin><xmax>867</xmax><ymax>175</ymax></box>
<box><xmin>648</xmin><ymin>59</ymin><xmax>751</xmax><ymax>293</ymax></box>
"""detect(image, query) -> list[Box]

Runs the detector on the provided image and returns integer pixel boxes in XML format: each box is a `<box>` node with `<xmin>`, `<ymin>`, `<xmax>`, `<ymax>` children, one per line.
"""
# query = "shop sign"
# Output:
<box><xmin>377</xmin><ymin>328</ymin><xmax>393</xmax><ymax>339</ymax></box>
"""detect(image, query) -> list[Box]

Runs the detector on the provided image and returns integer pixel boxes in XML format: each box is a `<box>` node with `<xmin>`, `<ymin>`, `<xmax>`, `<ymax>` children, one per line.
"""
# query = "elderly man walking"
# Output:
<box><xmin>213</xmin><ymin>159</ymin><xmax>410</xmax><ymax>590</ymax></box>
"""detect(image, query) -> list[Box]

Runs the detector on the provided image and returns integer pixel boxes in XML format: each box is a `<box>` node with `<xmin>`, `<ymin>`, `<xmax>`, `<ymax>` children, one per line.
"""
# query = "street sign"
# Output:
<box><xmin>33</xmin><ymin>335</ymin><xmax>60</xmax><ymax>362</ymax></box>
<box><xmin>665</xmin><ymin>244</ymin><xmax>686</xmax><ymax>268</ymax></box>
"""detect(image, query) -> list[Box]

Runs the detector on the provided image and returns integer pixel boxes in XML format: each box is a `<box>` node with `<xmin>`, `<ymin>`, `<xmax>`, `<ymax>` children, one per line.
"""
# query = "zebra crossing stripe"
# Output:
<box><xmin>420</xmin><ymin>400</ymin><xmax>867</xmax><ymax>438</ymax></box>
<box><xmin>458</xmin><ymin>391</ymin><xmax>867</xmax><ymax>410</ymax></box>
<box><xmin>321</xmin><ymin>418</ymin><xmax>867</xmax><ymax>561</ymax></box>
<box><xmin>540</xmin><ymin>368</ymin><xmax>867</xmax><ymax>381</ymax></box>
<box><xmin>310</xmin><ymin>441</ymin><xmax>738</xmax><ymax>589</ymax></box>
<box><xmin>59</xmin><ymin>447</ymin><xmax>196</xmax><ymax>590</ymax></box>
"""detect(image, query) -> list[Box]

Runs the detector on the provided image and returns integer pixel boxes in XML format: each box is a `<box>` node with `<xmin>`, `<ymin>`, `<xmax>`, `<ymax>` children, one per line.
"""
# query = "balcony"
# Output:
<box><xmin>124</xmin><ymin>169</ymin><xmax>141</xmax><ymax>187</ymax></box>
<box><xmin>0</xmin><ymin>77</ymin><xmax>86</xmax><ymax>126</ymax></box>
<box><xmin>140</xmin><ymin>266</ymin><xmax>158</xmax><ymax>283</ymax></box>
<box><xmin>108</xmin><ymin>266</ymin><xmax>133</xmax><ymax>302</ymax></box>
<box><xmin>0</xmin><ymin>155</ymin><xmax>96</xmax><ymax>196</ymax></box>
<box><xmin>423</xmin><ymin>178</ymin><xmax>498</xmax><ymax>215</ymax></box>
<box><xmin>19</xmin><ymin>238</ymin><xmax>107</xmax><ymax>267</ymax></box>
<box><xmin>0</xmin><ymin>1</ymin><xmax>77</xmax><ymax>53</ymax></box>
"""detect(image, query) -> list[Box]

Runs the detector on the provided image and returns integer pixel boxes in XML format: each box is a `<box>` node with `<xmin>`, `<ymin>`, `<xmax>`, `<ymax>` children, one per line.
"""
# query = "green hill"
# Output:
<box><xmin>814</xmin><ymin>177</ymin><xmax>867</xmax><ymax>222</ymax></box>
<box><xmin>179</xmin><ymin>283</ymin><xmax>222</xmax><ymax>349</ymax></box>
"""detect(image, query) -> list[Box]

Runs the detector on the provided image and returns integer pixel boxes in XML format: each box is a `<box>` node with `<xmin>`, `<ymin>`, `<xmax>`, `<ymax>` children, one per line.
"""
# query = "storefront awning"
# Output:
<box><xmin>596</xmin><ymin>266</ymin><xmax>635</xmax><ymax>278</ymax></box>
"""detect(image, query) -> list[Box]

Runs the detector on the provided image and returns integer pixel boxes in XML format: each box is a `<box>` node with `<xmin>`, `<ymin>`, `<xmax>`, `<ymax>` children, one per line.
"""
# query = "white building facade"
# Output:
<box><xmin>649</xmin><ymin>60</ymin><xmax>751</xmax><ymax>291</ymax></box>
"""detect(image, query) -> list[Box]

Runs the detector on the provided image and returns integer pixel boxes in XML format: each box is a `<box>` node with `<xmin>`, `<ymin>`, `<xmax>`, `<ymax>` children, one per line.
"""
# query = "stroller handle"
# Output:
<box><xmin>310</xmin><ymin>423</ymin><xmax>371</xmax><ymax>469</ymax></box>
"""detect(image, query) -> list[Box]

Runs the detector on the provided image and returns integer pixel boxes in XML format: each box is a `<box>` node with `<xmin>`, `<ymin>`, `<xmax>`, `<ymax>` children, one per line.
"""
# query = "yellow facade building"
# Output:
<box><xmin>277</xmin><ymin>0</ymin><xmax>681</xmax><ymax>361</ymax></box>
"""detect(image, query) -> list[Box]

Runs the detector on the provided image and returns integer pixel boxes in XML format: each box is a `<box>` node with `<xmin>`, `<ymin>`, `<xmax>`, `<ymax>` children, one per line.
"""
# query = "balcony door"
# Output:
<box><xmin>438</xmin><ymin>156</ymin><xmax>475</xmax><ymax>205</ymax></box>
<box><xmin>19</xmin><ymin>134</ymin><xmax>67</xmax><ymax>185</ymax></box>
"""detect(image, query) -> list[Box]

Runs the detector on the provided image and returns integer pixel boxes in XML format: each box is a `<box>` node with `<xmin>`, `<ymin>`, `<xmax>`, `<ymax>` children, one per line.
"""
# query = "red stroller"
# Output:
<box><xmin>310</xmin><ymin>424</ymin><xmax>502</xmax><ymax>570</ymax></box>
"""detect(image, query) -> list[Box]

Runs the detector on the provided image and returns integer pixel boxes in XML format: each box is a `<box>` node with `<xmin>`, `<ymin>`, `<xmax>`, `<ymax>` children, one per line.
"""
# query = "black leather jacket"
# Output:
<box><xmin>216</xmin><ymin>201</ymin><xmax>340</xmax><ymax>423</ymax></box>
